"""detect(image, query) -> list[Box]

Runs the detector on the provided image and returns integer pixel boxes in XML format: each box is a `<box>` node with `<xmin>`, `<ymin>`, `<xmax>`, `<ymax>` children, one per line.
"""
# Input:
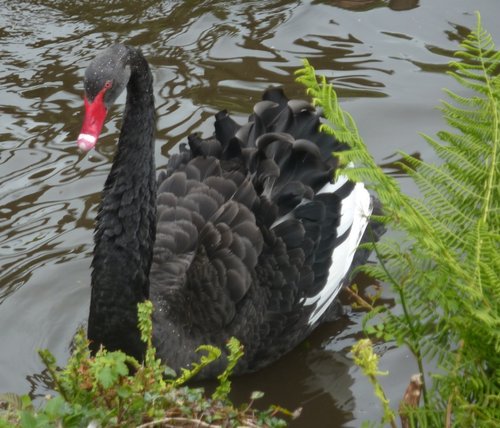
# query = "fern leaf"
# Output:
<box><xmin>296</xmin><ymin>11</ymin><xmax>499</xmax><ymax>427</ymax></box>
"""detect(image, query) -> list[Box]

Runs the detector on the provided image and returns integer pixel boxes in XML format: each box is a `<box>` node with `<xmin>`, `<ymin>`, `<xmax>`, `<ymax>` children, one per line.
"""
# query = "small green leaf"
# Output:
<box><xmin>44</xmin><ymin>395</ymin><xmax>66</xmax><ymax>418</ymax></box>
<box><xmin>96</xmin><ymin>366</ymin><xmax>114</xmax><ymax>389</ymax></box>
<box><xmin>250</xmin><ymin>391</ymin><xmax>265</xmax><ymax>400</ymax></box>
<box><xmin>116</xmin><ymin>386</ymin><xmax>132</xmax><ymax>399</ymax></box>
<box><xmin>163</xmin><ymin>366</ymin><xmax>177</xmax><ymax>378</ymax></box>
<box><xmin>19</xmin><ymin>411</ymin><xmax>38</xmax><ymax>428</ymax></box>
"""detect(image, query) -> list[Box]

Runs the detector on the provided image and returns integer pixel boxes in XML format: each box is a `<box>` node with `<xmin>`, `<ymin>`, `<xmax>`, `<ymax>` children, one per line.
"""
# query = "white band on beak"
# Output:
<box><xmin>77</xmin><ymin>133</ymin><xmax>97</xmax><ymax>151</ymax></box>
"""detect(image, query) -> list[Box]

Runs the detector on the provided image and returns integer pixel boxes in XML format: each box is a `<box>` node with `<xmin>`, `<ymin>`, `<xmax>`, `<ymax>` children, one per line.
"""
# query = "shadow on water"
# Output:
<box><xmin>1</xmin><ymin>0</ymin><xmax>498</xmax><ymax>426</ymax></box>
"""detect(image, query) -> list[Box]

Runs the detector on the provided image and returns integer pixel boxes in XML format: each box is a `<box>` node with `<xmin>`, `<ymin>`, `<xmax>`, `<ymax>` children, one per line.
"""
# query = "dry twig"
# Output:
<box><xmin>399</xmin><ymin>373</ymin><xmax>423</xmax><ymax>428</ymax></box>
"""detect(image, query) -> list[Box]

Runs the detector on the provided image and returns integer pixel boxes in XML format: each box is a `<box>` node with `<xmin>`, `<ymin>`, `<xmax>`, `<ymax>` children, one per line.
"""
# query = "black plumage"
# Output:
<box><xmin>80</xmin><ymin>44</ymin><xmax>379</xmax><ymax>379</ymax></box>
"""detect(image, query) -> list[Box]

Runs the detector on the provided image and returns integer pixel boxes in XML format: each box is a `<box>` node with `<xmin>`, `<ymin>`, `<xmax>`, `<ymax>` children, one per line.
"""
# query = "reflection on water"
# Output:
<box><xmin>321</xmin><ymin>0</ymin><xmax>420</xmax><ymax>11</ymax></box>
<box><xmin>0</xmin><ymin>1</ymin><xmax>498</xmax><ymax>426</ymax></box>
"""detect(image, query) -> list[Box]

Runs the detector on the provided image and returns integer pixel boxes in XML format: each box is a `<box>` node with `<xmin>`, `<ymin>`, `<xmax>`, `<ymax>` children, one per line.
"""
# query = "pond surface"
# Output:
<box><xmin>0</xmin><ymin>0</ymin><xmax>498</xmax><ymax>426</ymax></box>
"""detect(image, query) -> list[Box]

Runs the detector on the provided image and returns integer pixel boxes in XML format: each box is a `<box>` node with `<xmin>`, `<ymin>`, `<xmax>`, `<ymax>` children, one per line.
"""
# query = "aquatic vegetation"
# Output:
<box><xmin>296</xmin><ymin>12</ymin><xmax>499</xmax><ymax>427</ymax></box>
<box><xmin>0</xmin><ymin>302</ymin><xmax>290</xmax><ymax>427</ymax></box>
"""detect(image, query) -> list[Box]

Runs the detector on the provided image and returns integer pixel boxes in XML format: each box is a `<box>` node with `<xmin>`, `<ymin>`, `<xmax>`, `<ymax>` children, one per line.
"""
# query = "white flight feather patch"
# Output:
<box><xmin>304</xmin><ymin>181</ymin><xmax>371</xmax><ymax>325</ymax></box>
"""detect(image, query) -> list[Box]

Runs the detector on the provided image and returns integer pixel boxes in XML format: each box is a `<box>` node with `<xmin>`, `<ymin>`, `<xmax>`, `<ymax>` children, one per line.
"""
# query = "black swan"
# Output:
<box><xmin>78</xmin><ymin>44</ymin><xmax>375</xmax><ymax>378</ymax></box>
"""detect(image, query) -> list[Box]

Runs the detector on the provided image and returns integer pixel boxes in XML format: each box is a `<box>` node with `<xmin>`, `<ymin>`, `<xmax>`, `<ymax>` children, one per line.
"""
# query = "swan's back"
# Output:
<box><xmin>149</xmin><ymin>88</ymin><xmax>372</xmax><ymax>376</ymax></box>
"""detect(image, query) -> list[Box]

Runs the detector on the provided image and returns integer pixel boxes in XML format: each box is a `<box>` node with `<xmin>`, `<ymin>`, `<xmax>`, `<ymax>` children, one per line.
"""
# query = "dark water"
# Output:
<box><xmin>1</xmin><ymin>0</ymin><xmax>498</xmax><ymax>426</ymax></box>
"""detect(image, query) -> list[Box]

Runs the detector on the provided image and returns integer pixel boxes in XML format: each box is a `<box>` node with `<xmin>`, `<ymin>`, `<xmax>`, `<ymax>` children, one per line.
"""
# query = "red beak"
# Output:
<box><xmin>77</xmin><ymin>89</ymin><xmax>108</xmax><ymax>152</ymax></box>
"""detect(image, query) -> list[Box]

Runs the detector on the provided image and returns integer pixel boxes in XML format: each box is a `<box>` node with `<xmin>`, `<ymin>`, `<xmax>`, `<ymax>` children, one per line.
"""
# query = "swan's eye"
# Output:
<box><xmin>104</xmin><ymin>80</ymin><xmax>113</xmax><ymax>89</ymax></box>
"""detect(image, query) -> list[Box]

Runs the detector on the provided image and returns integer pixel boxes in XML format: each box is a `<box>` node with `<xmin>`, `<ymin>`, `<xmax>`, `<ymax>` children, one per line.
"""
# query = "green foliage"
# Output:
<box><xmin>297</xmin><ymin>11</ymin><xmax>499</xmax><ymax>427</ymax></box>
<box><xmin>0</xmin><ymin>301</ymin><xmax>289</xmax><ymax>427</ymax></box>
<box><xmin>352</xmin><ymin>340</ymin><xmax>397</xmax><ymax>428</ymax></box>
<box><xmin>170</xmin><ymin>345</ymin><xmax>221</xmax><ymax>388</ymax></box>
<box><xmin>213</xmin><ymin>337</ymin><xmax>245</xmax><ymax>401</ymax></box>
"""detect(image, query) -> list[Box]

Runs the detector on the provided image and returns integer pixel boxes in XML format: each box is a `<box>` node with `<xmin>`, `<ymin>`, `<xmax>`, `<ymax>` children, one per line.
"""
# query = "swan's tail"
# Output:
<box><xmin>212</xmin><ymin>88</ymin><xmax>381</xmax><ymax>324</ymax></box>
<box><xmin>182</xmin><ymin>88</ymin><xmax>382</xmax><ymax>331</ymax></box>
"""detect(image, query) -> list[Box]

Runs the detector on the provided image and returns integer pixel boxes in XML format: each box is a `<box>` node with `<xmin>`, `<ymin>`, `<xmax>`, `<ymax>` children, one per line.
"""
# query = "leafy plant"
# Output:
<box><xmin>351</xmin><ymin>339</ymin><xmax>397</xmax><ymax>428</ymax></box>
<box><xmin>296</xmin><ymin>11</ymin><xmax>499</xmax><ymax>427</ymax></box>
<box><xmin>0</xmin><ymin>301</ymin><xmax>290</xmax><ymax>427</ymax></box>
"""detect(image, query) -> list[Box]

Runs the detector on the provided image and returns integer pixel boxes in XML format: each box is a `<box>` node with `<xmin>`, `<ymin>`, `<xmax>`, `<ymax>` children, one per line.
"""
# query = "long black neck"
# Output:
<box><xmin>88</xmin><ymin>47</ymin><xmax>156</xmax><ymax>360</ymax></box>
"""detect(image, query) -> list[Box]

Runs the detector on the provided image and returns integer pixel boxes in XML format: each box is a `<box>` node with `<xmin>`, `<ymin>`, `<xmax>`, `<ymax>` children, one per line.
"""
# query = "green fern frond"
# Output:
<box><xmin>297</xmin><ymin>11</ymin><xmax>499</xmax><ymax>427</ymax></box>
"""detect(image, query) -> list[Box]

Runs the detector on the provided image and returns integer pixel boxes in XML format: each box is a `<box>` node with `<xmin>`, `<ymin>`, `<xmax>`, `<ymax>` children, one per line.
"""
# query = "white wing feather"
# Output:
<box><xmin>303</xmin><ymin>177</ymin><xmax>371</xmax><ymax>325</ymax></box>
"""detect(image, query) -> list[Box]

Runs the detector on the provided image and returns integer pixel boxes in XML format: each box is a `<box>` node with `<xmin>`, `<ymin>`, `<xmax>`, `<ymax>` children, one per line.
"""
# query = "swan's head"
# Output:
<box><xmin>77</xmin><ymin>44</ymin><xmax>131</xmax><ymax>151</ymax></box>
